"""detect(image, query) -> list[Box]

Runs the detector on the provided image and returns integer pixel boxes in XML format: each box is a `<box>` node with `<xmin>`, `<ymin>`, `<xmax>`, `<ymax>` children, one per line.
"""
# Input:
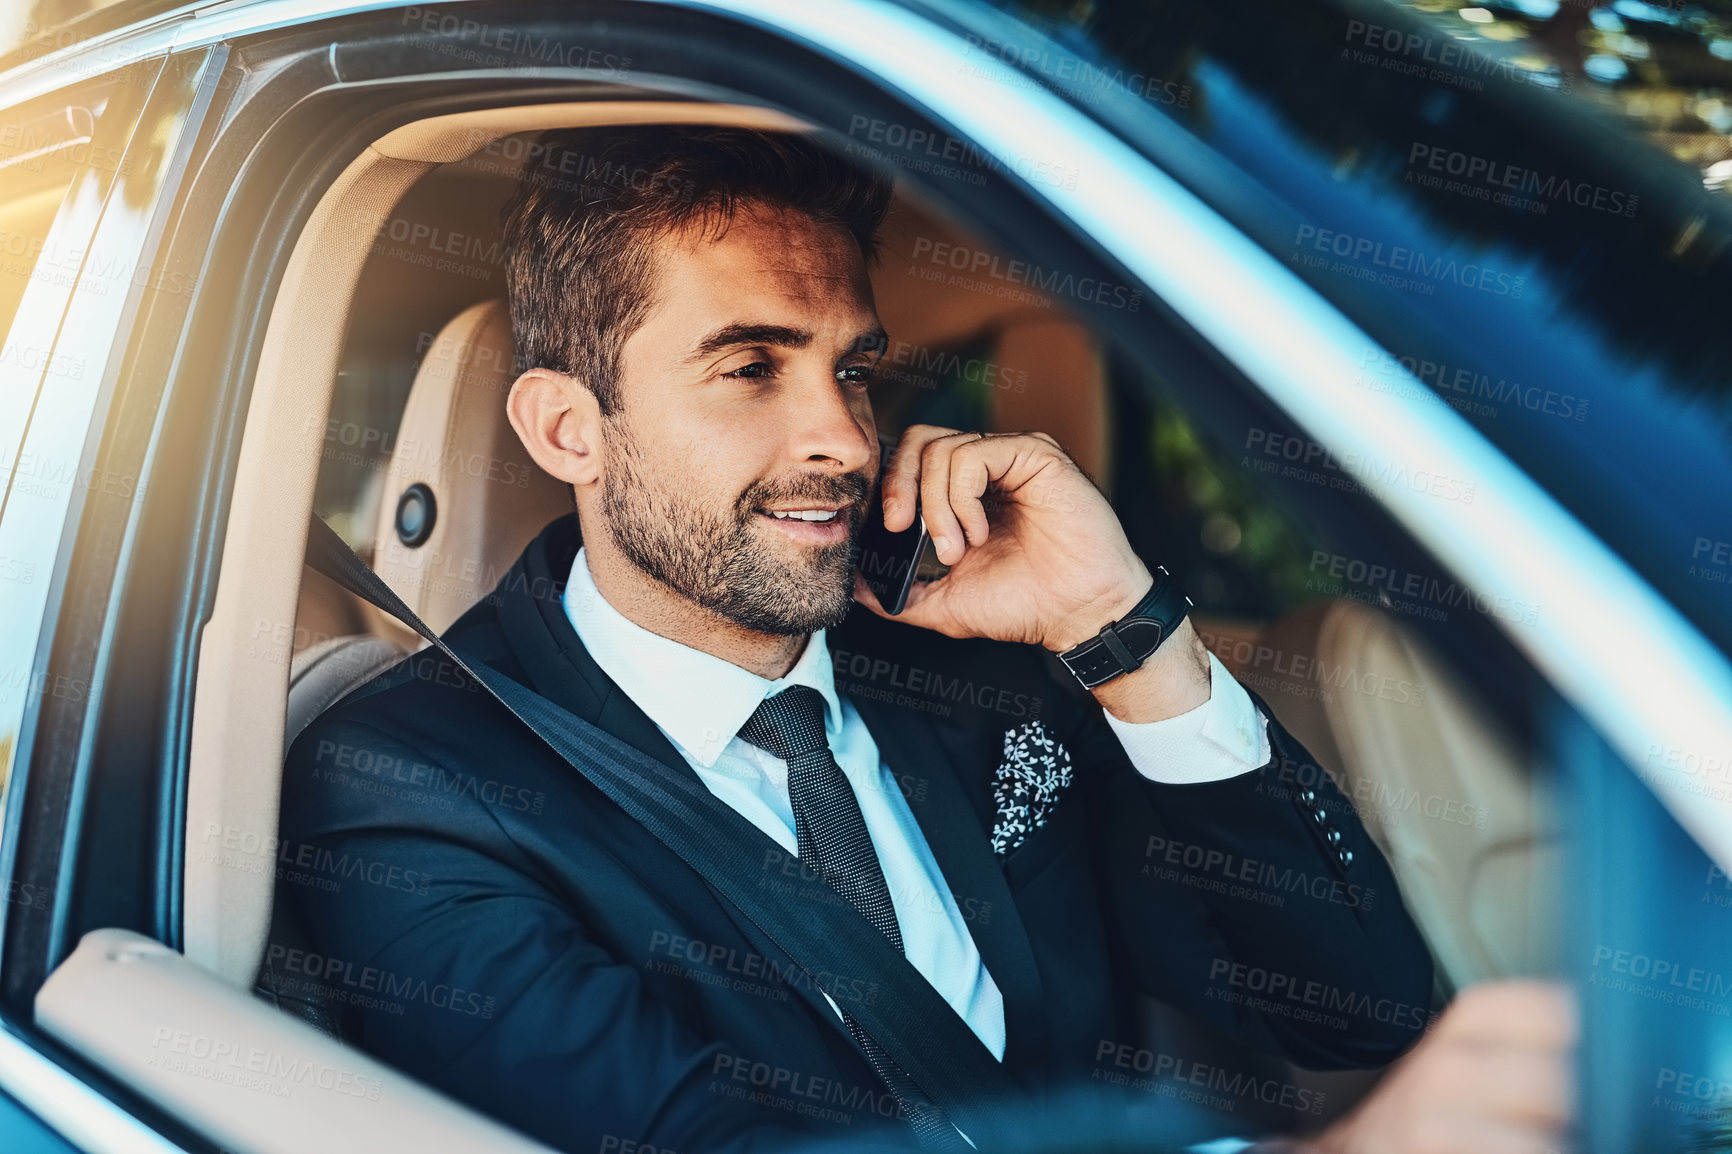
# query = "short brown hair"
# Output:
<box><xmin>500</xmin><ymin>126</ymin><xmax>893</xmax><ymax>415</ymax></box>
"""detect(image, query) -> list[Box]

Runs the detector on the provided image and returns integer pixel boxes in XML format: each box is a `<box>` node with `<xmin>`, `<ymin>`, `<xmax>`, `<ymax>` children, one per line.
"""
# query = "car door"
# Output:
<box><xmin>931</xmin><ymin>0</ymin><xmax>1732</xmax><ymax>1147</ymax></box>
<box><xmin>6</xmin><ymin>1</ymin><xmax>1728</xmax><ymax>1152</ymax></box>
<box><xmin>0</xmin><ymin>48</ymin><xmax>220</xmax><ymax>1154</ymax></box>
<box><xmin>0</xmin><ymin>16</ymin><xmax>582</xmax><ymax>1153</ymax></box>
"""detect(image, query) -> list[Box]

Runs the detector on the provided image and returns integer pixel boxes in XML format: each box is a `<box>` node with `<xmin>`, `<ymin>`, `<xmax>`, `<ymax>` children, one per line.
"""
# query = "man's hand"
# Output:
<box><xmin>848</xmin><ymin>426</ymin><xmax>1205</xmax><ymax>720</ymax></box>
<box><xmin>852</xmin><ymin>424</ymin><xmax>1211</xmax><ymax>722</ymax></box>
<box><xmin>1300</xmin><ymin>981</ymin><xmax>1576</xmax><ymax>1154</ymax></box>
<box><xmin>853</xmin><ymin>424</ymin><xmax>1150</xmax><ymax>651</ymax></box>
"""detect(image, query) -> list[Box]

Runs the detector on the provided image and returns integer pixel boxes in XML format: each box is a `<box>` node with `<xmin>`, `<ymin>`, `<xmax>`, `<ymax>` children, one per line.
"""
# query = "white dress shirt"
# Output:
<box><xmin>562</xmin><ymin>547</ymin><xmax>1270</xmax><ymax>1060</ymax></box>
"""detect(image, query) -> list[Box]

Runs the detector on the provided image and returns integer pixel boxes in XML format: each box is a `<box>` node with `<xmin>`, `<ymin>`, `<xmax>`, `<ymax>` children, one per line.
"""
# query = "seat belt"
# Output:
<box><xmin>303</xmin><ymin>516</ymin><xmax>1021</xmax><ymax>1147</ymax></box>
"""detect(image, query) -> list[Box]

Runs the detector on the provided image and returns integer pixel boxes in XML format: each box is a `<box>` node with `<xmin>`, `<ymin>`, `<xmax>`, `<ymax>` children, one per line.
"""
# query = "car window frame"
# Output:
<box><xmin>0</xmin><ymin>62</ymin><xmax>162</xmax><ymax>822</ymax></box>
<box><xmin>0</xmin><ymin>43</ymin><xmax>238</xmax><ymax>1154</ymax></box>
<box><xmin>0</xmin><ymin>56</ymin><xmax>169</xmax><ymax>980</ymax></box>
<box><xmin>0</xmin><ymin>43</ymin><xmax>228</xmax><ymax>1005</ymax></box>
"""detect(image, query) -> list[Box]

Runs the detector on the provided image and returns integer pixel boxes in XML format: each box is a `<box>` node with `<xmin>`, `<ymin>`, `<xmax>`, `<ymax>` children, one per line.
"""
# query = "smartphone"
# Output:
<box><xmin>855</xmin><ymin>445</ymin><xmax>930</xmax><ymax>616</ymax></box>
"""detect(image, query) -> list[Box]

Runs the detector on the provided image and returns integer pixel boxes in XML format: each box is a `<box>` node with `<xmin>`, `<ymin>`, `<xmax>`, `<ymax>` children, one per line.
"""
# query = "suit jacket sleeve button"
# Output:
<box><xmin>1339</xmin><ymin>849</ymin><xmax>1355</xmax><ymax>868</ymax></box>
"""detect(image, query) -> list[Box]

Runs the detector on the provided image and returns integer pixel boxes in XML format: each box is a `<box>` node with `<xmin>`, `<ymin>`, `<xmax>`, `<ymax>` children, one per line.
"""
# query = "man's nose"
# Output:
<box><xmin>786</xmin><ymin>375</ymin><xmax>873</xmax><ymax>473</ymax></box>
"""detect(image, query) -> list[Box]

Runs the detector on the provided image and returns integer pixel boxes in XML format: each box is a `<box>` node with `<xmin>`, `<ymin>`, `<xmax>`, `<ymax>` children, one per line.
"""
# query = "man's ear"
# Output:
<box><xmin>507</xmin><ymin>368</ymin><xmax>604</xmax><ymax>490</ymax></box>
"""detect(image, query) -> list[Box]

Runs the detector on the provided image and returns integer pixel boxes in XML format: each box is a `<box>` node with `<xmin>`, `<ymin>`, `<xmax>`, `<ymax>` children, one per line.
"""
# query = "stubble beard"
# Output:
<box><xmin>599</xmin><ymin>416</ymin><xmax>869</xmax><ymax>636</ymax></box>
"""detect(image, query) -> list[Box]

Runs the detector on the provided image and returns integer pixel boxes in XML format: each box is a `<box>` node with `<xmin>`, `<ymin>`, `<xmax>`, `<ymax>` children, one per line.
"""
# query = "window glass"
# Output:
<box><xmin>0</xmin><ymin>85</ymin><xmax>130</xmax><ymax>391</ymax></box>
<box><xmin>0</xmin><ymin>103</ymin><xmax>89</xmax><ymax>338</ymax></box>
<box><xmin>0</xmin><ymin>59</ymin><xmax>159</xmax><ymax>837</ymax></box>
<box><xmin>1382</xmin><ymin>0</ymin><xmax>1732</xmax><ymax>194</ymax></box>
<box><xmin>1568</xmin><ymin>704</ymin><xmax>1732</xmax><ymax>1152</ymax></box>
<box><xmin>0</xmin><ymin>72</ymin><xmax>147</xmax><ymax>795</ymax></box>
<box><xmin>968</xmin><ymin>0</ymin><xmax>1732</xmax><ymax>655</ymax></box>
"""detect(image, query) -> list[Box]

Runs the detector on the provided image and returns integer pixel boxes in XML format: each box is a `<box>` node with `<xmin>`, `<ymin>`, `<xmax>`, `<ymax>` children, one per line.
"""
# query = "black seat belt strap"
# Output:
<box><xmin>303</xmin><ymin>516</ymin><xmax>1019</xmax><ymax>1147</ymax></box>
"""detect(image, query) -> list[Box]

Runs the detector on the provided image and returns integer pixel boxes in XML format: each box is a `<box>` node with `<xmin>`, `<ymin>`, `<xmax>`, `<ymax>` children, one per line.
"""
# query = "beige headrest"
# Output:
<box><xmin>371</xmin><ymin>299</ymin><xmax>572</xmax><ymax>636</ymax></box>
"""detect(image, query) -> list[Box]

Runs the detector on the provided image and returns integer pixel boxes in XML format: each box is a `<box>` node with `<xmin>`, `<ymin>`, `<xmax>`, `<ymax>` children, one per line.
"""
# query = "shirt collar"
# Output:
<box><xmin>562</xmin><ymin>546</ymin><xmax>843</xmax><ymax>768</ymax></box>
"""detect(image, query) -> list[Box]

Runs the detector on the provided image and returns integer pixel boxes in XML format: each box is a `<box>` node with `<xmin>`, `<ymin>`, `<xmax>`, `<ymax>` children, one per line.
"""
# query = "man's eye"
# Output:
<box><xmin>838</xmin><ymin>364</ymin><xmax>878</xmax><ymax>386</ymax></box>
<box><xmin>725</xmin><ymin>361</ymin><xmax>772</xmax><ymax>379</ymax></box>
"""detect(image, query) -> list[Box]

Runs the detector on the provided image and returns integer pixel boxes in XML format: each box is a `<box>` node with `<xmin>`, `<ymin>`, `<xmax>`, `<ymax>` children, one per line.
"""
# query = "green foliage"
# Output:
<box><xmin>1148</xmin><ymin>401</ymin><xmax>1316</xmax><ymax>612</ymax></box>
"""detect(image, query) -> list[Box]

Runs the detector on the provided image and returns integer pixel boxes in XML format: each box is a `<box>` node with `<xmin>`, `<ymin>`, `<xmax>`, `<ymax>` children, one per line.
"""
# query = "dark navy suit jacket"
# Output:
<box><xmin>265</xmin><ymin>514</ymin><xmax>1433</xmax><ymax>1152</ymax></box>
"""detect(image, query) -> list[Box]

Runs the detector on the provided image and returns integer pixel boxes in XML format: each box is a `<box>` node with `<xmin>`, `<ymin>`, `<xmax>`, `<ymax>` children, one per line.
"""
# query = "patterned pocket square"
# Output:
<box><xmin>990</xmin><ymin>720</ymin><xmax>1074</xmax><ymax>856</ymax></box>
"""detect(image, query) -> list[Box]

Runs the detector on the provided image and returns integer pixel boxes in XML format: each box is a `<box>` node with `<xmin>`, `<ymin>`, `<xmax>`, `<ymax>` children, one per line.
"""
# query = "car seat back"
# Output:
<box><xmin>1251</xmin><ymin>600</ymin><xmax>1561</xmax><ymax>989</ymax></box>
<box><xmin>368</xmin><ymin>298</ymin><xmax>572</xmax><ymax>642</ymax></box>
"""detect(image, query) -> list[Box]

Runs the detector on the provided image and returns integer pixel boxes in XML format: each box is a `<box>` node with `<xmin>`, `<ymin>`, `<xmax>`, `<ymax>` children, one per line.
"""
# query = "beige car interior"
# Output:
<box><xmin>37</xmin><ymin>929</ymin><xmax>557</xmax><ymax>1154</ymax></box>
<box><xmin>282</xmin><ymin>295</ymin><xmax>573</xmax><ymax>758</ymax></box>
<box><xmin>34</xmin><ymin>97</ymin><xmax>1558</xmax><ymax>1151</ymax></box>
<box><xmin>1247</xmin><ymin>603</ymin><xmax>1560</xmax><ymax>986</ymax></box>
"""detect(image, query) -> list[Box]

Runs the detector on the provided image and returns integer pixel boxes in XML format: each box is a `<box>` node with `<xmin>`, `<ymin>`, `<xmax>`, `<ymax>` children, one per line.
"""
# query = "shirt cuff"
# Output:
<box><xmin>1104</xmin><ymin>651</ymin><xmax>1271</xmax><ymax>784</ymax></box>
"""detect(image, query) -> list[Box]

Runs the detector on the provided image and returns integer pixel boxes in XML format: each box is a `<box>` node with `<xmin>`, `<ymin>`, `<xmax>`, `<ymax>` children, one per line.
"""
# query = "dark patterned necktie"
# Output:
<box><xmin>738</xmin><ymin>686</ymin><xmax>903</xmax><ymax>949</ymax></box>
<box><xmin>737</xmin><ymin>687</ymin><xmax>966</xmax><ymax>1150</ymax></box>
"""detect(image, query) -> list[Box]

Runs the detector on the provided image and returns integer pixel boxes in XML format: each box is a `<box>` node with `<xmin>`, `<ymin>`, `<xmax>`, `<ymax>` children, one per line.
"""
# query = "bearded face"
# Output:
<box><xmin>600</xmin><ymin>409</ymin><xmax>870</xmax><ymax>635</ymax></box>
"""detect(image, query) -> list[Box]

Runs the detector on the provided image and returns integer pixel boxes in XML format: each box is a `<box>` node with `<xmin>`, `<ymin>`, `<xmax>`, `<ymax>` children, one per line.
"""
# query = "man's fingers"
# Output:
<box><xmin>1418</xmin><ymin>1115</ymin><xmax>1566</xmax><ymax>1154</ymax></box>
<box><xmin>1443</xmin><ymin>1045</ymin><xmax>1575</xmax><ymax>1129</ymax></box>
<box><xmin>947</xmin><ymin>445</ymin><xmax>994</xmax><ymax>548</ymax></box>
<box><xmin>918</xmin><ymin>433</ymin><xmax>976</xmax><ymax>564</ymax></box>
<box><xmin>1438</xmin><ymin>981</ymin><xmax>1578</xmax><ymax>1050</ymax></box>
<box><xmin>881</xmin><ymin>424</ymin><xmax>960</xmax><ymax>533</ymax></box>
<box><xmin>885</xmin><ymin>425</ymin><xmax>1076</xmax><ymax>565</ymax></box>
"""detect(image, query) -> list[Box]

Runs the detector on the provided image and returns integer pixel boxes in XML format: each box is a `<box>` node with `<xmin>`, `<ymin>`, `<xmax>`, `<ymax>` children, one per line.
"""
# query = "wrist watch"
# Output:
<box><xmin>1056</xmin><ymin>566</ymin><xmax>1192</xmax><ymax>690</ymax></box>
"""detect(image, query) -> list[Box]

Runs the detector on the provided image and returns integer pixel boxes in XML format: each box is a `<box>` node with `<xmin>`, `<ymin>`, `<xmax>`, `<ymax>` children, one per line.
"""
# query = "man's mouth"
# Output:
<box><xmin>753</xmin><ymin>504</ymin><xmax>852</xmax><ymax>543</ymax></box>
<box><xmin>761</xmin><ymin>508</ymin><xmax>841</xmax><ymax>522</ymax></box>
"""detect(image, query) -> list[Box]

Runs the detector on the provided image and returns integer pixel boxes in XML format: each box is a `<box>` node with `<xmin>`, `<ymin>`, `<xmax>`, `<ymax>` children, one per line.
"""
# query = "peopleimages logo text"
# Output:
<box><xmin>1342</xmin><ymin>19</ymin><xmax>1567</xmax><ymax>92</ymax></box>
<box><xmin>1591</xmin><ymin>947</ymin><xmax>1732</xmax><ymax>1001</ymax></box>
<box><xmin>1306</xmin><ymin>550</ymin><xmax>1539</xmax><ymax>627</ymax></box>
<box><xmin>908</xmin><ymin>237</ymin><xmax>1141</xmax><ymax>312</ymax></box>
<box><xmin>1208</xmin><ymin>960</ymin><xmax>1432</xmax><ymax>1031</ymax></box>
<box><xmin>1358</xmin><ymin>348</ymin><xmax>1590</xmax><ymax>423</ymax></box>
<box><xmin>1408</xmin><ymin>143</ymin><xmax>1637</xmax><ymax>218</ymax></box>
<box><xmin>1293</xmin><ymin>224</ymin><xmax>1525</xmax><ymax>298</ymax></box>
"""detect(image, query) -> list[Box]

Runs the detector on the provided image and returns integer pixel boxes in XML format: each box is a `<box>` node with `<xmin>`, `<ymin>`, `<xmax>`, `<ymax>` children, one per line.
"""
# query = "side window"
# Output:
<box><xmin>863</xmin><ymin>167</ymin><xmax>1557</xmax><ymax>1129</ymax></box>
<box><xmin>0</xmin><ymin>60</ymin><xmax>161</xmax><ymax>841</ymax></box>
<box><xmin>0</xmin><ymin>80</ymin><xmax>144</xmax><ymax>464</ymax></box>
<box><xmin>0</xmin><ymin>100</ymin><xmax>93</xmax><ymax>339</ymax></box>
<box><xmin>1568</xmin><ymin>707</ymin><xmax>1732</xmax><ymax>1149</ymax></box>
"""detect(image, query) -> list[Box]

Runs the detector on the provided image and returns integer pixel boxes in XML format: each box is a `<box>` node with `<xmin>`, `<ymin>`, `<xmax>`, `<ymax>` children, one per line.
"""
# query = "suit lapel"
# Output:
<box><xmin>490</xmin><ymin>515</ymin><xmax>689</xmax><ymax>772</ymax></box>
<box><xmin>848</xmin><ymin>692</ymin><xmax>1049</xmax><ymax>1074</ymax></box>
<box><xmin>488</xmin><ymin>518</ymin><xmax>1048</xmax><ymax>1069</ymax></box>
<box><xmin>485</xmin><ymin>518</ymin><xmax>883</xmax><ymax>1046</ymax></box>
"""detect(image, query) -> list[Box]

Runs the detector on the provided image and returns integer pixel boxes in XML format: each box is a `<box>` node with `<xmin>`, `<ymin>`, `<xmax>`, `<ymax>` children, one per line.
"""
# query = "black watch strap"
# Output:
<box><xmin>1057</xmin><ymin>567</ymin><xmax>1192</xmax><ymax>690</ymax></box>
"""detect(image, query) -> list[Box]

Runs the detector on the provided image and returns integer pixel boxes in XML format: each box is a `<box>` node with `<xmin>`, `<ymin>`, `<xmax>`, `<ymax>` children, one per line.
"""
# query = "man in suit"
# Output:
<box><xmin>270</xmin><ymin>127</ymin><xmax>1563</xmax><ymax>1153</ymax></box>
